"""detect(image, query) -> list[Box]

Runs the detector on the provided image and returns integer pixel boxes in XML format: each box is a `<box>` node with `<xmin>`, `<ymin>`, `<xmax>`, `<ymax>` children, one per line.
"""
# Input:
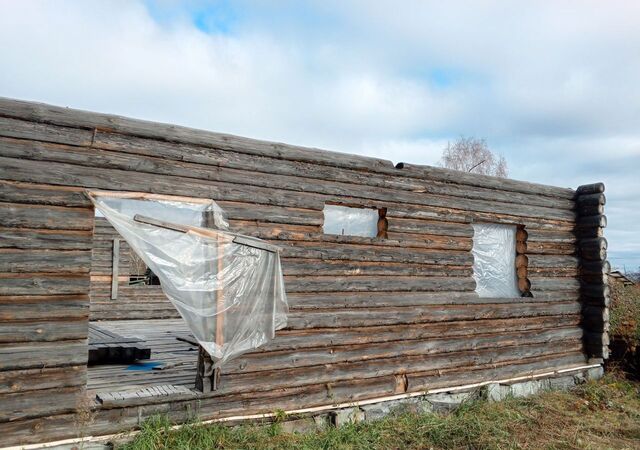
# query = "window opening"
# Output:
<box><xmin>323</xmin><ymin>204</ymin><xmax>386</xmax><ymax>238</ymax></box>
<box><xmin>471</xmin><ymin>223</ymin><xmax>521</xmax><ymax>298</ymax></box>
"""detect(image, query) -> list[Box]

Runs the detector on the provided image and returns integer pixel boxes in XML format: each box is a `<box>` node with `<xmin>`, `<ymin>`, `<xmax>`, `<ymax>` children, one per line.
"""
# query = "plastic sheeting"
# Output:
<box><xmin>323</xmin><ymin>204</ymin><xmax>379</xmax><ymax>237</ymax></box>
<box><xmin>88</xmin><ymin>191</ymin><xmax>288</xmax><ymax>367</ymax></box>
<box><xmin>471</xmin><ymin>223</ymin><xmax>520</xmax><ymax>298</ymax></box>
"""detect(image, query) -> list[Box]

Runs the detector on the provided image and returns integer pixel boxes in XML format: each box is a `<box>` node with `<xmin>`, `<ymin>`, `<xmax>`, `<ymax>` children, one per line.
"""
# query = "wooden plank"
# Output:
<box><xmin>111</xmin><ymin>238</ymin><xmax>119</xmax><ymax>300</ymax></box>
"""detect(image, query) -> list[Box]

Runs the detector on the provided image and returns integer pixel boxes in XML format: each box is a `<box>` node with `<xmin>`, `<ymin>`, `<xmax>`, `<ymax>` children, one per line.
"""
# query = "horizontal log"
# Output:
<box><xmin>0</xmin><ymin>386</ymin><xmax>85</xmax><ymax>423</ymax></box>
<box><xmin>525</xmin><ymin>241</ymin><xmax>575</xmax><ymax>255</ymax></box>
<box><xmin>0</xmin><ymin>138</ymin><xmax>577</xmax><ymax>221</ymax></box>
<box><xmin>575</xmin><ymin>215</ymin><xmax>607</xmax><ymax>229</ymax></box>
<box><xmin>584</xmin><ymin>331</ymin><xmax>609</xmax><ymax>347</ymax></box>
<box><xmin>0</xmin><ymin>98</ymin><xmax>575</xmax><ymax>200</ymax></box>
<box><xmin>0</xmin><ymin>340</ymin><xmax>87</xmax><ymax>370</ymax></box>
<box><xmin>277</xmin><ymin>241</ymin><xmax>473</xmax><ymax>265</ymax></box>
<box><xmin>283</xmin><ymin>276</ymin><xmax>476</xmax><ymax>293</ymax></box>
<box><xmin>576</xmin><ymin>192</ymin><xmax>606</xmax><ymax>206</ymax></box>
<box><xmin>216</xmin><ymin>339</ymin><xmax>583</xmax><ymax>396</ymax></box>
<box><xmin>580</xmin><ymin>260</ymin><xmax>611</xmax><ymax>276</ymax></box>
<box><xmin>0</xmin><ymin>97</ymin><xmax>393</xmax><ymax>172</ymax></box>
<box><xmin>394</xmin><ymin>162</ymin><xmax>575</xmax><ymax>199</ymax></box>
<box><xmin>581</xmin><ymin>283</ymin><xmax>610</xmax><ymax>299</ymax></box>
<box><xmin>0</xmin><ymin>273</ymin><xmax>89</xmax><ymax>296</ymax></box>
<box><xmin>528</xmin><ymin>255</ymin><xmax>579</xmax><ymax>269</ymax></box>
<box><xmin>574</xmin><ymin>227</ymin><xmax>603</xmax><ymax>239</ymax></box>
<box><xmin>285</xmin><ymin>301</ymin><xmax>581</xmax><ymax>329</ymax></box>
<box><xmin>577</xmin><ymin>203</ymin><xmax>604</xmax><ymax>217</ymax></box>
<box><xmin>0</xmin><ymin>180</ymin><xmax>90</xmax><ymax>207</ymax></box>
<box><xmin>579</xmin><ymin>238</ymin><xmax>607</xmax><ymax>261</ymax></box>
<box><xmin>286</xmin><ymin>291</ymin><xmax>577</xmax><ymax>309</ymax></box>
<box><xmin>576</xmin><ymin>183</ymin><xmax>605</xmax><ymax>196</ymax></box>
<box><xmin>0</xmin><ymin>318</ymin><xmax>87</xmax><ymax>343</ymax></box>
<box><xmin>0</xmin><ymin>249</ymin><xmax>91</xmax><ymax>273</ymax></box>
<box><xmin>224</xmin><ymin>327</ymin><xmax>583</xmax><ymax>375</ymax></box>
<box><xmin>281</xmin><ymin>260</ymin><xmax>473</xmax><ymax>277</ymax></box>
<box><xmin>0</xmin><ymin>227</ymin><xmax>92</xmax><ymax>250</ymax></box>
<box><xmin>527</xmin><ymin>229</ymin><xmax>575</xmax><ymax>243</ymax></box>
<box><xmin>0</xmin><ymin>365</ymin><xmax>86</xmax><ymax>395</ymax></box>
<box><xmin>0</xmin><ymin>295</ymin><xmax>89</xmax><ymax>321</ymax></box>
<box><xmin>386</xmin><ymin>218</ymin><xmax>473</xmax><ymax>237</ymax></box>
<box><xmin>529</xmin><ymin>277</ymin><xmax>580</xmax><ymax>291</ymax></box>
<box><xmin>0</xmin><ymin>202</ymin><xmax>93</xmax><ymax>231</ymax></box>
<box><xmin>266</xmin><ymin>314</ymin><xmax>580</xmax><ymax>352</ymax></box>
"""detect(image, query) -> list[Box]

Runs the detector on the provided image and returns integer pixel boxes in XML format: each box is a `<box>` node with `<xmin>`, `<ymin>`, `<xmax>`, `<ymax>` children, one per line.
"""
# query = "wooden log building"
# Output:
<box><xmin>0</xmin><ymin>97</ymin><xmax>610</xmax><ymax>447</ymax></box>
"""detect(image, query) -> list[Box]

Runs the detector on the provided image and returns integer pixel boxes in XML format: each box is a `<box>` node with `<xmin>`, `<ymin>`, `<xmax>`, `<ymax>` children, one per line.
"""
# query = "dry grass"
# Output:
<box><xmin>118</xmin><ymin>374</ymin><xmax>640</xmax><ymax>450</ymax></box>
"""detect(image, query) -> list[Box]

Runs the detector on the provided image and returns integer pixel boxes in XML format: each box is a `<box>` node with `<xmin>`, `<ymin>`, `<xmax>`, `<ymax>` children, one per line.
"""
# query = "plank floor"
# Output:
<box><xmin>87</xmin><ymin>319</ymin><xmax>198</xmax><ymax>392</ymax></box>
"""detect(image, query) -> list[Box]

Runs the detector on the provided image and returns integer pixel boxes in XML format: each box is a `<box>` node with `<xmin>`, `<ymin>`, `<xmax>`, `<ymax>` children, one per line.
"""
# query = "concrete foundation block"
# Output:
<box><xmin>361</xmin><ymin>397</ymin><xmax>432</xmax><ymax>421</ymax></box>
<box><xmin>426</xmin><ymin>390</ymin><xmax>477</xmax><ymax>412</ymax></box>
<box><xmin>485</xmin><ymin>383</ymin><xmax>511</xmax><ymax>402</ymax></box>
<box><xmin>586</xmin><ymin>365</ymin><xmax>605</xmax><ymax>381</ymax></box>
<box><xmin>281</xmin><ymin>416</ymin><xmax>323</xmax><ymax>434</ymax></box>
<box><xmin>332</xmin><ymin>407</ymin><xmax>365</xmax><ymax>427</ymax></box>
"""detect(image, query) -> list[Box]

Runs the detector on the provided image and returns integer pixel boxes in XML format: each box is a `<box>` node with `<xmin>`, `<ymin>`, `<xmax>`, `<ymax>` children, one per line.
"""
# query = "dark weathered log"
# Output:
<box><xmin>0</xmin><ymin>138</ymin><xmax>577</xmax><ymax>221</ymax></box>
<box><xmin>224</xmin><ymin>327</ymin><xmax>583</xmax><ymax>375</ymax></box>
<box><xmin>581</xmin><ymin>283</ymin><xmax>610</xmax><ymax>299</ymax></box>
<box><xmin>0</xmin><ymin>366</ymin><xmax>86</xmax><ymax>394</ymax></box>
<box><xmin>580</xmin><ymin>260</ymin><xmax>611</xmax><ymax>278</ymax></box>
<box><xmin>0</xmin><ymin>202</ymin><xmax>93</xmax><ymax>231</ymax></box>
<box><xmin>577</xmin><ymin>203</ymin><xmax>604</xmax><ymax>217</ymax></box>
<box><xmin>0</xmin><ymin>340</ymin><xmax>88</xmax><ymax>370</ymax></box>
<box><xmin>284</xmin><ymin>276</ymin><xmax>476</xmax><ymax>293</ymax></box>
<box><xmin>0</xmin><ymin>249</ymin><xmax>91</xmax><ymax>273</ymax></box>
<box><xmin>574</xmin><ymin>214</ymin><xmax>607</xmax><ymax>229</ymax></box>
<box><xmin>0</xmin><ymin>386</ymin><xmax>86</xmax><ymax>423</ymax></box>
<box><xmin>579</xmin><ymin>237</ymin><xmax>607</xmax><ymax>261</ymax></box>
<box><xmin>0</xmin><ymin>295</ymin><xmax>89</xmax><ymax>321</ymax></box>
<box><xmin>0</xmin><ymin>273</ymin><xmax>90</xmax><ymax>296</ymax></box>
<box><xmin>394</xmin><ymin>162</ymin><xmax>575</xmax><ymax>199</ymax></box>
<box><xmin>576</xmin><ymin>192</ymin><xmax>606</xmax><ymax>206</ymax></box>
<box><xmin>285</xmin><ymin>301</ymin><xmax>581</xmax><ymax>329</ymax></box>
<box><xmin>0</xmin><ymin>319</ymin><xmax>87</xmax><ymax>343</ymax></box>
<box><xmin>576</xmin><ymin>183</ymin><xmax>605</xmax><ymax>196</ymax></box>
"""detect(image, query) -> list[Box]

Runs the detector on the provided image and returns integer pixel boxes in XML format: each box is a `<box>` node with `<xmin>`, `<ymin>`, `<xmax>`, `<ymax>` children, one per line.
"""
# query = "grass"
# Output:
<box><xmin>610</xmin><ymin>281</ymin><xmax>640</xmax><ymax>342</ymax></box>
<box><xmin>118</xmin><ymin>374</ymin><xmax>640</xmax><ymax>450</ymax></box>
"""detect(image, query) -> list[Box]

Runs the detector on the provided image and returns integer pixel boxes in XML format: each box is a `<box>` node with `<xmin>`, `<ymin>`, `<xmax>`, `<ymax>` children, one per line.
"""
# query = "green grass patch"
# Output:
<box><xmin>118</xmin><ymin>374</ymin><xmax>640</xmax><ymax>450</ymax></box>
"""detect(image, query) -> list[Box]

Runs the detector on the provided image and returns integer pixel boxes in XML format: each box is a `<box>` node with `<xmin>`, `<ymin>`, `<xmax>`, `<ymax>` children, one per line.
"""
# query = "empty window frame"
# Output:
<box><xmin>471</xmin><ymin>223</ymin><xmax>520</xmax><ymax>298</ymax></box>
<box><xmin>322</xmin><ymin>204</ymin><xmax>386</xmax><ymax>238</ymax></box>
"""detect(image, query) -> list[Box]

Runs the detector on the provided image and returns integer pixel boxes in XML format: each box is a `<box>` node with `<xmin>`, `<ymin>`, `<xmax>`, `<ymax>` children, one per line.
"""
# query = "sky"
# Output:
<box><xmin>1</xmin><ymin>0</ymin><xmax>639</xmax><ymax>271</ymax></box>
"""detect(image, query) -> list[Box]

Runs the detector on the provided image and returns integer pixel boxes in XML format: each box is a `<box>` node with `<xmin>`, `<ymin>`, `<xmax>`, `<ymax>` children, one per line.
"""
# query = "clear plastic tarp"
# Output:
<box><xmin>88</xmin><ymin>191</ymin><xmax>288</xmax><ymax>367</ymax></box>
<box><xmin>471</xmin><ymin>223</ymin><xmax>520</xmax><ymax>298</ymax></box>
<box><xmin>323</xmin><ymin>204</ymin><xmax>378</xmax><ymax>237</ymax></box>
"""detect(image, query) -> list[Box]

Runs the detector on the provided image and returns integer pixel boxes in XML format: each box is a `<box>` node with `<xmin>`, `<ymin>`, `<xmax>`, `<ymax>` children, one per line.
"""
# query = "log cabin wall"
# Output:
<box><xmin>0</xmin><ymin>97</ymin><xmax>605</xmax><ymax>445</ymax></box>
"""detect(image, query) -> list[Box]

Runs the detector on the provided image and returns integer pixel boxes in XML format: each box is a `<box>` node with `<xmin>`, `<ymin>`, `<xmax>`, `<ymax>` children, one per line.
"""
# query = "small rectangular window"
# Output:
<box><xmin>323</xmin><ymin>204</ymin><xmax>379</xmax><ymax>237</ymax></box>
<box><xmin>471</xmin><ymin>223</ymin><xmax>520</xmax><ymax>298</ymax></box>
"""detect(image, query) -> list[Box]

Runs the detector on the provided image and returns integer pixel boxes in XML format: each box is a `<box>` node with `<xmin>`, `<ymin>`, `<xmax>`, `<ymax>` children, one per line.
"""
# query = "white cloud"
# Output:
<box><xmin>0</xmin><ymin>0</ymin><xmax>639</xmax><ymax>269</ymax></box>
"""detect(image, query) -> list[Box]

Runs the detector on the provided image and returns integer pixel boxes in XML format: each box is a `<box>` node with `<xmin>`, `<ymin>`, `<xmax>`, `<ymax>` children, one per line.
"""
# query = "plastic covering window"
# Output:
<box><xmin>88</xmin><ymin>191</ymin><xmax>288</xmax><ymax>367</ymax></box>
<box><xmin>471</xmin><ymin>223</ymin><xmax>520</xmax><ymax>298</ymax></box>
<box><xmin>323</xmin><ymin>204</ymin><xmax>378</xmax><ymax>237</ymax></box>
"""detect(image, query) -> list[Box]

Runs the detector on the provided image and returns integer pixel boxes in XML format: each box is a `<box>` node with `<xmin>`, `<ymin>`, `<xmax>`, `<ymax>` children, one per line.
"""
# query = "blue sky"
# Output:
<box><xmin>1</xmin><ymin>0</ymin><xmax>639</xmax><ymax>271</ymax></box>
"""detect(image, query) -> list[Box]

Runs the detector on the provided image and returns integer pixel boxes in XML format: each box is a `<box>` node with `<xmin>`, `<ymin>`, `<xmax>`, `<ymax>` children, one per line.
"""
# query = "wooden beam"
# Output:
<box><xmin>110</xmin><ymin>239</ymin><xmax>119</xmax><ymax>300</ymax></box>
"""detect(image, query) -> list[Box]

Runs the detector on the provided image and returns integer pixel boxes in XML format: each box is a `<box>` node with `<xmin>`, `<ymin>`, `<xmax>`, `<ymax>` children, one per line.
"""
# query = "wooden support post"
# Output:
<box><xmin>110</xmin><ymin>238</ymin><xmax>120</xmax><ymax>300</ymax></box>
<box><xmin>195</xmin><ymin>210</ymin><xmax>223</xmax><ymax>392</ymax></box>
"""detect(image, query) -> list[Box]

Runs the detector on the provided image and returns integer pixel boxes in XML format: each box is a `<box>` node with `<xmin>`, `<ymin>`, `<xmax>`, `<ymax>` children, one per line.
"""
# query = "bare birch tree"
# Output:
<box><xmin>440</xmin><ymin>136</ymin><xmax>508</xmax><ymax>178</ymax></box>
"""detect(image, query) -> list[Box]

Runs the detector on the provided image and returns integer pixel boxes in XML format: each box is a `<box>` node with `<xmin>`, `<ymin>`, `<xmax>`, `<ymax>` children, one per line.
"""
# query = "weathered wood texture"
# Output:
<box><xmin>0</xmin><ymin>162</ymin><xmax>91</xmax><ymax>443</ymax></box>
<box><xmin>575</xmin><ymin>183</ymin><xmax>610</xmax><ymax>359</ymax></box>
<box><xmin>0</xmin><ymin>97</ymin><xmax>594</xmax><ymax>446</ymax></box>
